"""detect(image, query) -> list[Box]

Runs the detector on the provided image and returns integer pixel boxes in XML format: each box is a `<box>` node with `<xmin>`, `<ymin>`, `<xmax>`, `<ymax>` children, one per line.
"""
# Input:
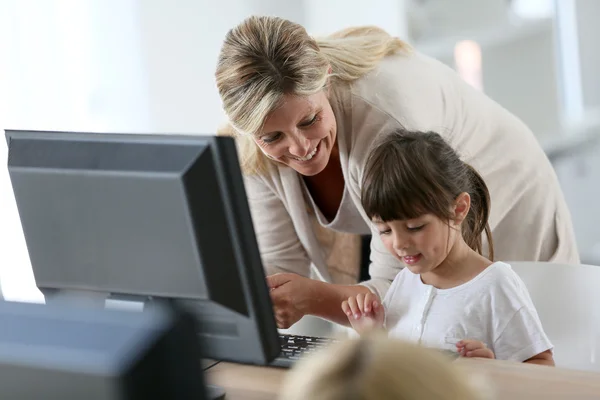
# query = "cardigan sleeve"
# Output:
<box><xmin>243</xmin><ymin>173</ymin><xmax>312</xmax><ymax>277</ymax></box>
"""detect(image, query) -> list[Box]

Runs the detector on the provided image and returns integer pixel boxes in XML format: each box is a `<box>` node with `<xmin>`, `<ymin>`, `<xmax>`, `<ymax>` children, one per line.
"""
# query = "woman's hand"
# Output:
<box><xmin>266</xmin><ymin>272</ymin><xmax>375</xmax><ymax>328</ymax></box>
<box><xmin>341</xmin><ymin>292</ymin><xmax>385</xmax><ymax>334</ymax></box>
<box><xmin>456</xmin><ymin>340</ymin><xmax>495</xmax><ymax>359</ymax></box>
<box><xmin>267</xmin><ymin>273</ymin><xmax>317</xmax><ymax>328</ymax></box>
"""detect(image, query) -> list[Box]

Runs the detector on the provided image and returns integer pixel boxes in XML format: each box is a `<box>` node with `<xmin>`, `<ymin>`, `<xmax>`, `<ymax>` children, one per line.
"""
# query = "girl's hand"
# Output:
<box><xmin>456</xmin><ymin>339</ymin><xmax>495</xmax><ymax>359</ymax></box>
<box><xmin>341</xmin><ymin>292</ymin><xmax>385</xmax><ymax>334</ymax></box>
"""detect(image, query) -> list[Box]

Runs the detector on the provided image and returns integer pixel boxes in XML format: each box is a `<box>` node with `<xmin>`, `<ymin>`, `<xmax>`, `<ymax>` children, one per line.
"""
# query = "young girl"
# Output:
<box><xmin>342</xmin><ymin>130</ymin><xmax>554</xmax><ymax>365</ymax></box>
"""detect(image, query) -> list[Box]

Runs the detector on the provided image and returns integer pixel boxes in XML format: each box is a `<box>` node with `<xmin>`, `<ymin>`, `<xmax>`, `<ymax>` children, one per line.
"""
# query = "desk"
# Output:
<box><xmin>207</xmin><ymin>358</ymin><xmax>600</xmax><ymax>400</ymax></box>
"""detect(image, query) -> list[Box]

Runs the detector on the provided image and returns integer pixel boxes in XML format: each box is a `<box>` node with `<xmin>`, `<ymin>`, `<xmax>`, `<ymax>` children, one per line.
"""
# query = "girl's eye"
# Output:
<box><xmin>378</xmin><ymin>229</ymin><xmax>391</xmax><ymax>235</ymax></box>
<box><xmin>407</xmin><ymin>225</ymin><xmax>424</xmax><ymax>232</ymax></box>
<box><xmin>261</xmin><ymin>132</ymin><xmax>282</xmax><ymax>144</ymax></box>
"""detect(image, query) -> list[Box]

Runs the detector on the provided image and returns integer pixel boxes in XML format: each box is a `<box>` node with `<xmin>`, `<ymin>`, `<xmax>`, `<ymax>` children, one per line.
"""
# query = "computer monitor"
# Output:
<box><xmin>0</xmin><ymin>299</ymin><xmax>207</xmax><ymax>399</ymax></box>
<box><xmin>5</xmin><ymin>129</ymin><xmax>280</xmax><ymax>366</ymax></box>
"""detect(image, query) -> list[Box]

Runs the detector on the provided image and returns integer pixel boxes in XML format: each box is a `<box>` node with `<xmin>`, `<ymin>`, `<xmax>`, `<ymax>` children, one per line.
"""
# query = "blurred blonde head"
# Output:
<box><xmin>215</xmin><ymin>15</ymin><xmax>408</xmax><ymax>174</ymax></box>
<box><xmin>279</xmin><ymin>335</ymin><xmax>485</xmax><ymax>400</ymax></box>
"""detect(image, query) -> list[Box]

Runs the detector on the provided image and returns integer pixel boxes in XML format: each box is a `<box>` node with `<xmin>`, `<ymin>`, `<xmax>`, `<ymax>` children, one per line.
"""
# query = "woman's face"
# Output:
<box><xmin>254</xmin><ymin>91</ymin><xmax>337</xmax><ymax>176</ymax></box>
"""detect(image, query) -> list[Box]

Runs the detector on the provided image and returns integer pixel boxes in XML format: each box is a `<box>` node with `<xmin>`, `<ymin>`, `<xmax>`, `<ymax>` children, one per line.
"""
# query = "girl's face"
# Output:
<box><xmin>373</xmin><ymin>194</ymin><xmax>471</xmax><ymax>275</ymax></box>
<box><xmin>253</xmin><ymin>92</ymin><xmax>337</xmax><ymax>177</ymax></box>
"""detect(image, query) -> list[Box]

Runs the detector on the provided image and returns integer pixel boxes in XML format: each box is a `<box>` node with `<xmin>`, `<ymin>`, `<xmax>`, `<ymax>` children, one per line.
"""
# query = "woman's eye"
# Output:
<box><xmin>407</xmin><ymin>225</ymin><xmax>424</xmax><ymax>232</ymax></box>
<box><xmin>261</xmin><ymin>132</ymin><xmax>282</xmax><ymax>143</ymax></box>
<box><xmin>378</xmin><ymin>229</ymin><xmax>391</xmax><ymax>235</ymax></box>
<box><xmin>300</xmin><ymin>114</ymin><xmax>319</xmax><ymax>128</ymax></box>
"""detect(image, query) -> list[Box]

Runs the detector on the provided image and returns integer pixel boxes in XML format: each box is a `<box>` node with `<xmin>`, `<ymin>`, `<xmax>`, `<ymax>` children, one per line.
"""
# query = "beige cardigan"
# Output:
<box><xmin>243</xmin><ymin>50</ymin><xmax>580</xmax><ymax>299</ymax></box>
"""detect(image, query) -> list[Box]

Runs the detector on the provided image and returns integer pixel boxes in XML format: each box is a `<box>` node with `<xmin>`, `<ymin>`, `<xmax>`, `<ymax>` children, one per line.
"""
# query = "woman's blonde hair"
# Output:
<box><xmin>279</xmin><ymin>335</ymin><xmax>485</xmax><ymax>400</ymax></box>
<box><xmin>215</xmin><ymin>15</ymin><xmax>409</xmax><ymax>175</ymax></box>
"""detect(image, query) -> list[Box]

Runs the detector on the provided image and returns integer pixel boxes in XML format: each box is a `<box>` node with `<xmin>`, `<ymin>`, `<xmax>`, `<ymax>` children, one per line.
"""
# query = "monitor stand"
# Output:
<box><xmin>201</xmin><ymin>360</ymin><xmax>227</xmax><ymax>399</ymax></box>
<box><xmin>43</xmin><ymin>292</ymin><xmax>228</xmax><ymax>399</ymax></box>
<box><xmin>206</xmin><ymin>384</ymin><xmax>226</xmax><ymax>400</ymax></box>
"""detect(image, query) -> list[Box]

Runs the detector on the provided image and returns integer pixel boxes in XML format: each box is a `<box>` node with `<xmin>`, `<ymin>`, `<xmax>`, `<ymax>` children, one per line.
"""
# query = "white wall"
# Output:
<box><xmin>0</xmin><ymin>0</ymin><xmax>150</xmax><ymax>133</ymax></box>
<box><xmin>407</xmin><ymin>0</ymin><xmax>509</xmax><ymax>41</ymax></box>
<box><xmin>0</xmin><ymin>0</ymin><xmax>145</xmax><ymax>302</ymax></box>
<box><xmin>136</xmin><ymin>0</ymin><xmax>301</xmax><ymax>134</ymax></box>
<box><xmin>574</xmin><ymin>0</ymin><xmax>600</xmax><ymax>112</ymax></box>
<box><xmin>304</xmin><ymin>0</ymin><xmax>408</xmax><ymax>38</ymax></box>
<box><xmin>481</xmin><ymin>25</ymin><xmax>561</xmax><ymax>139</ymax></box>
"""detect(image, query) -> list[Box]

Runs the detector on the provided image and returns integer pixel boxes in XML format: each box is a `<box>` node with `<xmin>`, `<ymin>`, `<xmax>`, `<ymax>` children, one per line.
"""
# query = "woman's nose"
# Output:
<box><xmin>288</xmin><ymin>135</ymin><xmax>311</xmax><ymax>157</ymax></box>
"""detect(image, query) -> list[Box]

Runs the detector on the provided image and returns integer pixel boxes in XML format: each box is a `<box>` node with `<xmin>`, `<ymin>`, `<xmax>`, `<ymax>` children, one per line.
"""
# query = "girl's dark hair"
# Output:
<box><xmin>361</xmin><ymin>130</ymin><xmax>494</xmax><ymax>260</ymax></box>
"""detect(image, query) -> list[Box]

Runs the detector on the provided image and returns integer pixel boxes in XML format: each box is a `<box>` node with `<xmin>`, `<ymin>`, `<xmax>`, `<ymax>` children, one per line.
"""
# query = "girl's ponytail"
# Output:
<box><xmin>463</xmin><ymin>164</ymin><xmax>494</xmax><ymax>261</ymax></box>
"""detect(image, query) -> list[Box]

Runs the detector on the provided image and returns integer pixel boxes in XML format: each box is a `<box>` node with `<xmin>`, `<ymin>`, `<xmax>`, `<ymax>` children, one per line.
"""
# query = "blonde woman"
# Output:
<box><xmin>279</xmin><ymin>335</ymin><xmax>486</xmax><ymax>400</ymax></box>
<box><xmin>215</xmin><ymin>16</ymin><xmax>579</xmax><ymax>329</ymax></box>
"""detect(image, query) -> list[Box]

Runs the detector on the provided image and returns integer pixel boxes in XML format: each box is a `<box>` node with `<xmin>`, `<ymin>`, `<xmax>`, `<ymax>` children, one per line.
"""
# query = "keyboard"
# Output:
<box><xmin>270</xmin><ymin>333</ymin><xmax>338</xmax><ymax>368</ymax></box>
<box><xmin>268</xmin><ymin>334</ymin><xmax>459</xmax><ymax>368</ymax></box>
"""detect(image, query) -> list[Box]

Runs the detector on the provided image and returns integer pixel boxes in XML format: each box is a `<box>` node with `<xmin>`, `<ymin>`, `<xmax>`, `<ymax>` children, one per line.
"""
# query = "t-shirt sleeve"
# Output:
<box><xmin>484</xmin><ymin>264</ymin><xmax>554</xmax><ymax>362</ymax></box>
<box><xmin>484</xmin><ymin>264</ymin><xmax>554</xmax><ymax>361</ymax></box>
<box><xmin>493</xmin><ymin>306</ymin><xmax>553</xmax><ymax>362</ymax></box>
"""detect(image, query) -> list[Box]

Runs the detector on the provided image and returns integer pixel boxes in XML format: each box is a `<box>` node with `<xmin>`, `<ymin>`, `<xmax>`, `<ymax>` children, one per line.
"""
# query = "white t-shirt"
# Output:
<box><xmin>383</xmin><ymin>262</ymin><xmax>553</xmax><ymax>362</ymax></box>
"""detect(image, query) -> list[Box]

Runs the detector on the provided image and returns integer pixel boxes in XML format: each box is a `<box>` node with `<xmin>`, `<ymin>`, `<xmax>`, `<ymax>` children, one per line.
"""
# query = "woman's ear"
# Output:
<box><xmin>453</xmin><ymin>192</ymin><xmax>471</xmax><ymax>225</ymax></box>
